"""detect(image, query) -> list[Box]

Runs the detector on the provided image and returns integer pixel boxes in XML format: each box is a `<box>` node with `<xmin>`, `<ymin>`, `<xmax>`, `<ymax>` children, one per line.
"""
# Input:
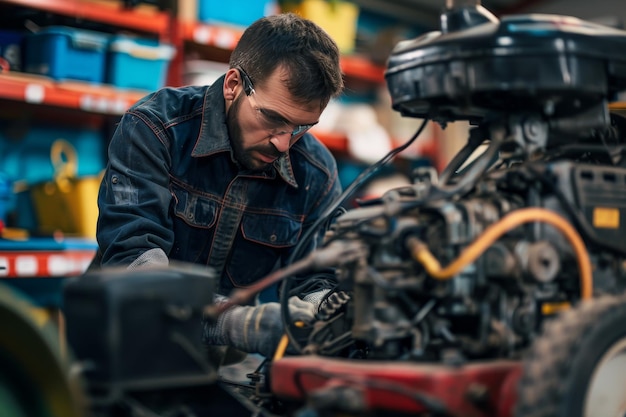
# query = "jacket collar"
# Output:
<box><xmin>191</xmin><ymin>75</ymin><xmax>298</xmax><ymax>188</ymax></box>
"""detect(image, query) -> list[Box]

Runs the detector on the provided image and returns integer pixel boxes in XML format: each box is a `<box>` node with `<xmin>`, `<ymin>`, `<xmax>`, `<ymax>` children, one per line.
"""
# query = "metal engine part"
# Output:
<box><xmin>273</xmin><ymin>1</ymin><xmax>626</xmax><ymax>405</ymax></box>
<box><xmin>265</xmin><ymin>6</ymin><xmax>626</xmax><ymax>415</ymax></box>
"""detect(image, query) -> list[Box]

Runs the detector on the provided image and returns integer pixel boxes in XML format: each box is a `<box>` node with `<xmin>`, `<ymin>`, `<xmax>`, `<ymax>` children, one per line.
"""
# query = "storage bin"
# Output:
<box><xmin>182</xmin><ymin>59</ymin><xmax>229</xmax><ymax>86</ymax></box>
<box><xmin>0</xmin><ymin>172</ymin><xmax>13</xmax><ymax>225</ymax></box>
<box><xmin>30</xmin><ymin>173</ymin><xmax>101</xmax><ymax>238</ymax></box>
<box><xmin>282</xmin><ymin>0</ymin><xmax>359</xmax><ymax>53</ymax></box>
<box><xmin>23</xmin><ymin>26</ymin><xmax>108</xmax><ymax>83</ymax></box>
<box><xmin>0</xmin><ymin>30</ymin><xmax>24</xmax><ymax>72</ymax></box>
<box><xmin>0</xmin><ymin>124</ymin><xmax>106</xmax><ymax>186</ymax></box>
<box><xmin>29</xmin><ymin>139</ymin><xmax>102</xmax><ymax>238</ymax></box>
<box><xmin>198</xmin><ymin>0</ymin><xmax>277</xmax><ymax>27</ymax></box>
<box><xmin>107</xmin><ymin>36</ymin><xmax>175</xmax><ymax>91</ymax></box>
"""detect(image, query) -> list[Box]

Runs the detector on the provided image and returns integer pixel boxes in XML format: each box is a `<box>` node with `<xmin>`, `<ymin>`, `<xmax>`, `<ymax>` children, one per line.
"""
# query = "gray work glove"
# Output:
<box><xmin>202</xmin><ymin>291</ymin><xmax>329</xmax><ymax>358</ymax></box>
<box><xmin>127</xmin><ymin>248</ymin><xmax>169</xmax><ymax>270</ymax></box>
<box><xmin>301</xmin><ymin>289</ymin><xmax>351</xmax><ymax>319</ymax></box>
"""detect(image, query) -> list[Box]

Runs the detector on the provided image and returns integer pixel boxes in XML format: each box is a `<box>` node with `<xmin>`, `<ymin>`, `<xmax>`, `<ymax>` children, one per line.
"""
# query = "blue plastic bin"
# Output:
<box><xmin>0</xmin><ymin>172</ymin><xmax>13</xmax><ymax>224</ymax></box>
<box><xmin>0</xmin><ymin>30</ymin><xmax>24</xmax><ymax>71</ymax></box>
<box><xmin>0</xmin><ymin>124</ymin><xmax>106</xmax><ymax>186</ymax></box>
<box><xmin>107</xmin><ymin>36</ymin><xmax>175</xmax><ymax>91</ymax></box>
<box><xmin>198</xmin><ymin>0</ymin><xmax>276</xmax><ymax>27</ymax></box>
<box><xmin>23</xmin><ymin>26</ymin><xmax>109</xmax><ymax>83</ymax></box>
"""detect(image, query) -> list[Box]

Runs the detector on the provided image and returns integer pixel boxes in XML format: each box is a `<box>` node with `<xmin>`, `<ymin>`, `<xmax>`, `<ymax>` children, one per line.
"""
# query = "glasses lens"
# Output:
<box><xmin>246</xmin><ymin>91</ymin><xmax>291</xmax><ymax>135</ymax></box>
<box><xmin>292</xmin><ymin>124</ymin><xmax>315</xmax><ymax>137</ymax></box>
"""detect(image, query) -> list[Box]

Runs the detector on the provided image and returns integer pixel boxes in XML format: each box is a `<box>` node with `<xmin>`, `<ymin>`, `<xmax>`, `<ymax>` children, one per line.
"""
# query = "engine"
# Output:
<box><xmin>307</xmin><ymin>120</ymin><xmax>626</xmax><ymax>363</ymax></box>
<box><xmin>295</xmin><ymin>3</ymin><xmax>626</xmax><ymax>365</ymax></box>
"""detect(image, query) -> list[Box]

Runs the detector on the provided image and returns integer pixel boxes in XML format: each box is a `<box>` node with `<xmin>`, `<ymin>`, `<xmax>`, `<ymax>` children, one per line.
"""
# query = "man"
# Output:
<box><xmin>91</xmin><ymin>13</ymin><xmax>344</xmax><ymax>358</ymax></box>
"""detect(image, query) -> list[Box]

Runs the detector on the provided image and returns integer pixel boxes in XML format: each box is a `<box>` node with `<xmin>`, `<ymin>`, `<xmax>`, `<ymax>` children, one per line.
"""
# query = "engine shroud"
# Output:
<box><xmin>385</xmin><ymin>13</ymin><xmax>626</xmax><ymax>123</ymax></box>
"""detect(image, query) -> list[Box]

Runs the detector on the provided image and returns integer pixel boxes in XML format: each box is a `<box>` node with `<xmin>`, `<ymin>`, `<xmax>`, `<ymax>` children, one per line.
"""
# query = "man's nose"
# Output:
<box><xmin>270</xmin><ymin>133</ymin><xmax>291</xmax><ymax>153</ymax></box>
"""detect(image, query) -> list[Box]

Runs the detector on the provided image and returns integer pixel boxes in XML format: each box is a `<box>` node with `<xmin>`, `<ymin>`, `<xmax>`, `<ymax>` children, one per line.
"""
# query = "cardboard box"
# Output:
<box><xmin>282</xmin><ymin>0</ymin><xmax>359</xmax><ymax>53</ymax></box>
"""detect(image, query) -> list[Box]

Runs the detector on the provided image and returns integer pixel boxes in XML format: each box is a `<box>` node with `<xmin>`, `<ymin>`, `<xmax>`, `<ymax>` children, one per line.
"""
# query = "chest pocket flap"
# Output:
<box><xmin>171</xmin><ymin>182</ymin><xmax>218</xmax><ymax>229</ymax></box>
<box><xmin>241</xmin><ymin>211</ymin><xmax>302</xmax><ymax>248</ymax></box>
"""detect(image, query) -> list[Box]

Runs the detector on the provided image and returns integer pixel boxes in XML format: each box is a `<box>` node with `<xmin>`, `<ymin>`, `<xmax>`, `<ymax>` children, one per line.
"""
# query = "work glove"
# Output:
<box><xmin>127</xmin><ymin>248</ymin><xmax>169</xmax><ymax>270</ymax></box>
<box><xmin>202</xmin><ymin>291</ymin><xmax>329</xmax><ymax>358</ymax></box>
<box><xmin>300</xmin><ymin>289</ymin><xmax>352</xmax><ymax>319</ymax></box>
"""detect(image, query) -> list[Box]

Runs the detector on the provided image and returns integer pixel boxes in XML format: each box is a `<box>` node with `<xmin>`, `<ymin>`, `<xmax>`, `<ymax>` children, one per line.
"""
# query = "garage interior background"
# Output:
<box><xmin>0</xmin><ymin>0</ymin><xmax>622</xmax><ymax>283</ymax></box>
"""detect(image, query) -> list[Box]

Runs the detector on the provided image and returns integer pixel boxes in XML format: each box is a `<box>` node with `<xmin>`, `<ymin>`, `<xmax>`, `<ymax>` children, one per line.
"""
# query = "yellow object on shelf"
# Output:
<box><xmin>30</xmin><ymin>139</ymin><xmax>101</xmax><ymax>239</ymax></box>
<box><xmin>282</xmin><ymin>0</ymin><xmax>359</xmax><ymax>53</ymax></box>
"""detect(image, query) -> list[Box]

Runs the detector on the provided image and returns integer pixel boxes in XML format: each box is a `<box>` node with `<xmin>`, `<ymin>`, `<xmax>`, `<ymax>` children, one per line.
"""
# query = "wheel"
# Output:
<box><xmin>0</xmin><ymin>283</ymin><xmax>85</xmax><ymax>417</ymax></box>
<box><xmin>515</xmin><ymin>295</ymin><xmax>626</xmax><ymax>417</ymax></box>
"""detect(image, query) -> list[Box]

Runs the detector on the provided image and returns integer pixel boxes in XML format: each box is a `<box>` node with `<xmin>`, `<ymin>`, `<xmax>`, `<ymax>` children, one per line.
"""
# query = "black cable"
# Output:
<box><xmin>280</xmin><ymin>118</ymin><xmax>431</xmax><ymax>353</ymax></box>
<box><xmin>438</xmin><ymin>126</ymin><xmax>487</xmax><ymax>185</ymax></box>
<box><xmin>287</xmin><ymin>117</ymin><xmax>431</xmax><ymax>266</ymax></box>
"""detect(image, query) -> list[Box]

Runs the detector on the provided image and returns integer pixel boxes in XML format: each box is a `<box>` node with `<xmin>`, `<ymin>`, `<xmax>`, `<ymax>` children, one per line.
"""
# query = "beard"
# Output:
<box><xmin>226</xmin><ymin>94</ymin><xmax>281</xmax><ymax>172</ymax></box>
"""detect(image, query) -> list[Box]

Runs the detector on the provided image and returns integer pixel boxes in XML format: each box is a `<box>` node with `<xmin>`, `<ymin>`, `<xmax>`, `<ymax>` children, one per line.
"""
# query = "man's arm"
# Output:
<box><xmin>95</xmin><ymin>110</ymin><xmax>175</xmax><ymax>267</ymax></box>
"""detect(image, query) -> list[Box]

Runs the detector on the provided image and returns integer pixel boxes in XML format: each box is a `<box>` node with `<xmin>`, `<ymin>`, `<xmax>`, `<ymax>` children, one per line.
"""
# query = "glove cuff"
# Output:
<box><xmin>127</xmin><ymin>248</ymin><xmax>169</xmax><ymax>270</ymax></box>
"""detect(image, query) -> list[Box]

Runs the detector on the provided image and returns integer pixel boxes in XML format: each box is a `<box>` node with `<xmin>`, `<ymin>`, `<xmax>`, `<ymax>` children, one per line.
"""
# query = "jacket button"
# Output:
<box><xmin>111</xmin><ymin>175</ymin><xmax>119</xmax><ymax>184</ymax></box>
<box><xmin>270</xmin><ymin>234</ymin><xmax>277</xmax><ymax>242</ymax></box>
<box><xmin>187</xmin><ymin>212</ymin><xmax>194</xmax><ymax>220</ymax></box>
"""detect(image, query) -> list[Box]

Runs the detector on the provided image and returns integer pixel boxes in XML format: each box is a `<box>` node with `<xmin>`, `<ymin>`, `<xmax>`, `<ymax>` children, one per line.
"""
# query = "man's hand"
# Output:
<box><xmin>202</xmin><ymin>295</ymin><xmax>318</xmax><ymax>358</ymax></box>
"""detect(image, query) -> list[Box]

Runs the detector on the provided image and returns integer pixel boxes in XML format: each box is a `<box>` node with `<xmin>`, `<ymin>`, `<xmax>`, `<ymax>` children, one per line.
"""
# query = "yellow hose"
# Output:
<box><xmin>407</xmin><ymin>207</ymin><xmax>593</xmax><ymax>300</ymax></box>
<box><xmin>273</xmin><ymin>321</ymin><xmax>306</xmax><ymax>361</ymax></box>
<box><xmin>273</xmin><ymin>335</ymin><xmax>290</xmax><ymax>361</ymax></box>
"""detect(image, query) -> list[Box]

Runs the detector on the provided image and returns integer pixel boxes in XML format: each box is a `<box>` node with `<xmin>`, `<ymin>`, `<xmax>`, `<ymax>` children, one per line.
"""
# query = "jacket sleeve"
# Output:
<box><xmin>95</xmin><ymin>109</ymin><xmax>175</xmax><ymax>267</ymax></box>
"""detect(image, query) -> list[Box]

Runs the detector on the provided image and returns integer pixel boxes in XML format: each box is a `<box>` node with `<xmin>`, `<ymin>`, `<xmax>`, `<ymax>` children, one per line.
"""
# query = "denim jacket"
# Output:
<box><xmin>94</xmin><ymin>76</ymin><xmax>342</xmax><ymax>295</ymax></box>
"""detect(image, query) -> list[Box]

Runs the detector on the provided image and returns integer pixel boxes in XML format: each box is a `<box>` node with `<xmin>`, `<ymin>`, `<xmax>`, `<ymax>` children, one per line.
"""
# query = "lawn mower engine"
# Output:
<box><xmin>268</xmin><ymin>3</ymin><xmax>626</xmax><ymax>417</ymax></box>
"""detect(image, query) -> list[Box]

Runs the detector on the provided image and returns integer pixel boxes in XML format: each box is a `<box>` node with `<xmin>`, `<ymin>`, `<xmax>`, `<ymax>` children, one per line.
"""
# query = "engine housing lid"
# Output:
<box><xmin>385</xmin><ymin>14</ymin><xmax>626</xmax><ymax>123</ymax></box>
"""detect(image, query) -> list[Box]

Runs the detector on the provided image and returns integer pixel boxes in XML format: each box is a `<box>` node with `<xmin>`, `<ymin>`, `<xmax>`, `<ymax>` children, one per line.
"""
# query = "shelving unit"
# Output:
<box><xmin>0</xmin><ymin>0</ymin><xmax>413</xmax><ymax>289</ymax></box>
<box><xmin>180</xmin><ymin>20</ymin><xmax>385</xmax><ymax>83</ymax></box>
<box><xmin>0</xmin><ymin>0</ymin><xmax>168</xmax><ymax>285</ymax></box>
<box><xmin>0</xmin><ymin>0</ymin><xmax>389</xmax><ymax>152</ymax></box>
<box><xmin>1</xmin><ymin>0</ymin><xmax>170</xmax><ymax>35</ymax></box>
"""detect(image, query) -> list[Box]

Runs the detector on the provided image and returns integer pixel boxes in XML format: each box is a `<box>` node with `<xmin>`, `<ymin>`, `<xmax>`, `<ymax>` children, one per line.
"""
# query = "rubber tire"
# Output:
<box><xmin>515</xmin><ymin>295</ymin><xmax>626</xmax><ymax>417</ymax></box>
<box><xmin>0</xmin><ymin>283</ymin><xmax>85</xmax><ymax>417</ymax></box>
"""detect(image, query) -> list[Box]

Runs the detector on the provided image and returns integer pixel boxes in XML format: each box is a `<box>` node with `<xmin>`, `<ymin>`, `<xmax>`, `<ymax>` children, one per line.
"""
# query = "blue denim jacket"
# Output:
<box><xmin>94</xmin><ymin>76</ymin><xmax>342</xmax><ymax>295</ymax></box>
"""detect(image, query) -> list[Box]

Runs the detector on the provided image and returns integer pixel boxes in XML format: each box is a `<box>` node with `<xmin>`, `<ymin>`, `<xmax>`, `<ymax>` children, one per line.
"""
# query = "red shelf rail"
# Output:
<box><xmin>0</xmin><ymin>72</ymin><xmax>147</xmax><ymax>115</ymax></box>
<box><xmin>1</xmin><ymin>0</ymin><xmax>170</xmax><ymax>34</ymax></box>
<box><xmin>0</xmin><ymin>249</ymin><xmax>95</xmax><ymax>278</ymax></box>
<box><xmin>181</xmin><ymin>21</ymin><xmax>386</xmax><ymax>84</ymax></box>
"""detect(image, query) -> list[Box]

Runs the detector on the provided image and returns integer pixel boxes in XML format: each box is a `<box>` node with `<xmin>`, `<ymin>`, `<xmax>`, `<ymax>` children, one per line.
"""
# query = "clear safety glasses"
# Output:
<box><xmin>238</xmin><ymin>66</ymin><xmax>318</xmax><ymax>139</ymax></box>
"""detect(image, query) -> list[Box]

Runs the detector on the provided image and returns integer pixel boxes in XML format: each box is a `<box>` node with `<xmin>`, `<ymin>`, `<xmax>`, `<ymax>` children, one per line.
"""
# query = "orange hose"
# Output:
<box><xmin>273</xmin><ymin>334</ymin><xmax>290</xmax><ymax>361</ymax></box>
<box><xmin>273</xmin><ymin>320</ymin><xmax>306</xmax><ymax>361</ymax></box>
<box><xmin>407</xmin><ymin>208</ymin><xmax>593</xmax><ymax>300</ymax></box>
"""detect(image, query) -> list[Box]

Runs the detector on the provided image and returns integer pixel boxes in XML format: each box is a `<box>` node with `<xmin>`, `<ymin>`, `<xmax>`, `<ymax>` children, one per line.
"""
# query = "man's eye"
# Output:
<box><xmin>260</xmin><ymin>112</ymin><xmax>287</xmax><ymax>128</ymax></box>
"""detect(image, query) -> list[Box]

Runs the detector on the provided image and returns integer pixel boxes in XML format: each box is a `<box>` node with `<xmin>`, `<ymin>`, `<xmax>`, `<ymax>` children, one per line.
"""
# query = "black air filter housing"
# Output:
<box><xmin>385</xmin><ymin>13</ymin><xmax>626</xmax><ymax>123</ymax></box>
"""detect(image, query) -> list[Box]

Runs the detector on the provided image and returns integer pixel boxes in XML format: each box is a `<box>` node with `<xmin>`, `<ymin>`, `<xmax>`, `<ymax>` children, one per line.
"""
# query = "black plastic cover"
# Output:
<box><xmin>64</xmin><ymin>264</ymin><xmax>216</xmax><ymax>399</ymax></box>
<box><xmin>386</xmin><ymin>14</ymin><xmax>626</xmax><ymax>122</ymax></box>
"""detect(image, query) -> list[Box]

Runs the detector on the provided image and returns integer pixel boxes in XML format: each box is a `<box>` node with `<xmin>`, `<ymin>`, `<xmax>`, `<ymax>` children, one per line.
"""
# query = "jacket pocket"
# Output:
<box><xmin>169</xmin><ymin>182</ymin><xmax>218</xmax><ymax>263</ymax></box>
<box><xmin>171</xmin><ymin>182</ymin><xmax>218</xmax><ymax>229</ymax></box>
<box><xmin>241</xmin><ymin>211</ymin><xmax>302</xmax><ymax>247</ymax></box>
<box><xmin>226</xmin><ymin>211</ymin><xmax>303</xmax><ymax>287</ymax></box>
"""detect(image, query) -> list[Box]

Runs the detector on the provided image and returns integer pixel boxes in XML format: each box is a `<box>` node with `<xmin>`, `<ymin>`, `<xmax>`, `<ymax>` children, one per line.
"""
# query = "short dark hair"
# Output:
<box><xmin>229</xmin><ymin>13</ymin><xmax>344</xmax><ymax>108</ymax></box>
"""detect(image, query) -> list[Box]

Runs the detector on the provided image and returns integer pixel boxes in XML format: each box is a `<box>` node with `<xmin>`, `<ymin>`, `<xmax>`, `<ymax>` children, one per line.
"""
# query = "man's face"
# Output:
<box><xmin>226</xmin><ymin>66</ymin><xmax>324</xmax><ymax>171</ymax></box>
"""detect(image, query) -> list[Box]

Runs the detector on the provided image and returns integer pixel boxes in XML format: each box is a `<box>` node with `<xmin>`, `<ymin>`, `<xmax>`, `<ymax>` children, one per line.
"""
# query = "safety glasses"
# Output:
<box><xmin>238</xmin><ymin>66</ymin><xmax>318</xmax><ymax>139</ymax></box>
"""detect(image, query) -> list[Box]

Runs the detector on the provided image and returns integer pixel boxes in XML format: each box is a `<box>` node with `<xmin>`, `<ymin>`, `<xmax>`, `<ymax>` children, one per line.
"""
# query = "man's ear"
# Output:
<box><xmin>223</xmin><ymin>68</ymin><xmax>241</xmax><ymax>101</ymax></box>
